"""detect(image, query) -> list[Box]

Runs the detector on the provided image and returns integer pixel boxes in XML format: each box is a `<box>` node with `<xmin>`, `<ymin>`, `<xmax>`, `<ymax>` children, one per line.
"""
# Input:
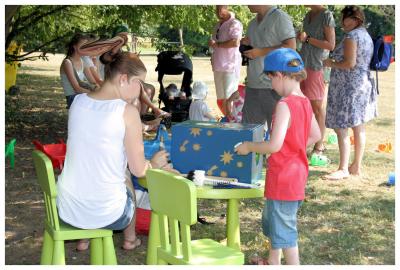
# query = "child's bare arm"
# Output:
<box><xmin>204</xmin><ymin>111</ymin><xmax>216</xmax><ymax>121</ymax></box>
<box><xmin>307</xmin><ymin>114</ymin><xmax>321</xmax><ymax>147</ymax></box>
<box><xmin>236</xmin><ymin>102</ymin><xmax>290</xmax><ymax>155</ymax></box>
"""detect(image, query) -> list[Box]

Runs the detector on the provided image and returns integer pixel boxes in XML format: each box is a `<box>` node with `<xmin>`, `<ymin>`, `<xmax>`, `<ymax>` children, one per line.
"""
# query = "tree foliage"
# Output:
<box><xmin>5</xmin><ymin>5</ymin><xmax>395</xmax><ymax>62</ymax></box>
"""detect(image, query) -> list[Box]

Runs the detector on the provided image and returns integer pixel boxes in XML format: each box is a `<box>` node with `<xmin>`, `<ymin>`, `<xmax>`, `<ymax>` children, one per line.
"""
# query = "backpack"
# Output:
<box><xmin>370</xmin><ymin>36</ymin><xmax>394</xmax><ymax>94</ymax></box>
<box><xmin>370</xmin><ymin>36</ymin><xmax>393</xmax><ymax>71</ymax></box>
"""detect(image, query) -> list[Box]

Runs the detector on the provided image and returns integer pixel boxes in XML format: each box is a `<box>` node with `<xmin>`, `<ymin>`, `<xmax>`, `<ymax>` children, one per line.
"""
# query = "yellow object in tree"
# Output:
<box><xmin>5</xmin><ymin>41</ymin><xmax>21</xmax><ymax>93</ymax></box>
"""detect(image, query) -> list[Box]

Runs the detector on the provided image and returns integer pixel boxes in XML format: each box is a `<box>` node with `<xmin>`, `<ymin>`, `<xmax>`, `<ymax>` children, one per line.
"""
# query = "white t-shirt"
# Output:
<box><xmin>189</xmin><ymin>99</ymin><xmax>212</xmax><ymax>121</ymax></box>
<box><xmin>57</xmin><ymin>93</ymin><xmax>128</xmax><ymax>229</ymax></box>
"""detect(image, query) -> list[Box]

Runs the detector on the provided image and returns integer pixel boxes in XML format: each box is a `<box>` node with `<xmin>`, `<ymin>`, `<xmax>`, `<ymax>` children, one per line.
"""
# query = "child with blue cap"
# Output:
<box><xmin>235</xmin><ymin>48</ymin><xmax>321</xmax><ymax>265</ymax></box>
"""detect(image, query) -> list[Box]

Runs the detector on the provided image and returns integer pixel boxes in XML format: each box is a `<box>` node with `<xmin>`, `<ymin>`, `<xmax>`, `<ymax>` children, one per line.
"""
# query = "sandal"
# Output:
<box><xmin>249</xmin><ymin>255</ymin><xmax>269</xmax><ymax>265</ymax></box>
<box><xmin>323</xmin><ymin>170</ymin><xmax>350</xmax><ymax>181</ymax></box>
<box><xmin>122</xmin><ymin>237</ymin><xmax>141</xmax><ymax>251</ymax></box>
<box><xmin>76</xmin><ymin>239</ymin><xmax>90</xmax><ymax>251</ymax></box>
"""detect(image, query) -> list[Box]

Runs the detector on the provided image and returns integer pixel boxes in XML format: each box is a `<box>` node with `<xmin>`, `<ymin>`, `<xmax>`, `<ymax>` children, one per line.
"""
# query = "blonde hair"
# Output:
<box><xmin>102</xmin><ymin>52</ymin><xmax>147</xmax><ymax>81</ymax></box>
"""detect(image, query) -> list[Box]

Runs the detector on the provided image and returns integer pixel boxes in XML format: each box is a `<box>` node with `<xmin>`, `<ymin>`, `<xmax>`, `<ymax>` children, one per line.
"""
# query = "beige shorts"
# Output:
<box><xmin>213</xmin><ymin>71</ymin><xmax>240</xmax><ymax>100</ymax></box>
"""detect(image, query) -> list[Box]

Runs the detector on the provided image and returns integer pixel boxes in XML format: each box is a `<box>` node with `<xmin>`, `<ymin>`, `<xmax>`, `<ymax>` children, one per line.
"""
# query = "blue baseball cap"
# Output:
<box><xmin>263</xmin><ymin>48</ymin><xmax>304</xmax><ymax>73</ymax></box>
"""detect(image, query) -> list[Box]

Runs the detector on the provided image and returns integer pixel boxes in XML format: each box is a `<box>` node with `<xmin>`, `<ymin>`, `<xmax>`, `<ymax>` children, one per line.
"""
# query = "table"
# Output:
<box><xmin>138</xmin><ymin>177</ymin><xmax>264</xmax><ymax>265</ymax></box>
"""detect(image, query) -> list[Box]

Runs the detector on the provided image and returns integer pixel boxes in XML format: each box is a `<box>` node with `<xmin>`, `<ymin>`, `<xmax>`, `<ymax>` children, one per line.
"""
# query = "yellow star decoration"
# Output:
<box><xmin>207</xmin><ymin>165</ymin><xmax>218</xmax><ymax>176</ymax></box>
<box><xmin>192</xmin><ymin>144</ymin><xmax>201</xmax><ymax>151</ymax></box>
<box><xmin>179</xmin><ymin>140</ymin><xmax>189</xmax><ymax>152</ymax></box>
<box><xmin>207</xmin><ymin>130</ymin><xmax>213</xmax><ymax>136</ymax></box>
<box><xmin>190</xmin><ymin>128</ymin><xmax>201</xmax><ymax>137</ymax></box>
<box><xmin>236</xmin><ymin>161</ymin><xmax>243</xmax><ymax>168</ymax></box>
<box><xmin>220</xmin><ymin>171</ymin><xmax>228</xmax><ymax>177</ymax></box>
<box><xmin>220</xmin><ymin>151</ymin><xmax>234</xmax><ymax>165</ymax></box>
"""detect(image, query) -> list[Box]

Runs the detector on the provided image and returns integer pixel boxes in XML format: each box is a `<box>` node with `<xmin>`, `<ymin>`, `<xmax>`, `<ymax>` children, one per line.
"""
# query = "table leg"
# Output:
<box><xmin>146</xmin><ymin>211</ymin><xmax>160</xmax><ymax>265</ymax></box>
<box><xmin>226</xmin><ymin>198</ymin><xmax>241</xmax><ymax>250</ymax></box>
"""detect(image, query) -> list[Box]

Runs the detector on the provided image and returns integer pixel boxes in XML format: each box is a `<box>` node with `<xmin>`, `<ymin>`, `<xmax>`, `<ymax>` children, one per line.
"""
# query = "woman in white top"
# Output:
<box><xmin>60</xmin><ymin>33</ymin><xmax>95</xmax><ymax>109</ymax></box>
<box><xmin>57</xmin><ymin>51</ymin><xmax>171</xmax><ymax>250</ymax></box>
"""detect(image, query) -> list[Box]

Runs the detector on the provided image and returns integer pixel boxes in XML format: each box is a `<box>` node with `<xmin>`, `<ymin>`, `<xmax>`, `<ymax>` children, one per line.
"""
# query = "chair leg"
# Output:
<box><xmin>103</xmin><ymin>236</ymin><xmax>117</xmax><ymax>265</ymax></box>
<box><xmin>146</xmin><ymin>211</ymin><xmax>160</xmax><ymax>265</ymax></box>
<box><xmin>51</xmin><ymin>240</ymin><xmax>65</xmax><ymax>265</ymax></box>
<box><xmin>90</xmin><ymin>238</ymin><xmax>103</xmax><ymax>265</ymax></box>
<box><xmin>40</xmin><ymin>230</ymin><xmax>53</xmax><ymax>265</ymax></box>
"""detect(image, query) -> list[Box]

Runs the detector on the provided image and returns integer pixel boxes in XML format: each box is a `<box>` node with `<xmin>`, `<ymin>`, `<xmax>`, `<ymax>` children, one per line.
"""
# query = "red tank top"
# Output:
<box><xmin>265</xmin><ymin>95</ymin><xmax>312</xmax><ymax>201</ymax></box>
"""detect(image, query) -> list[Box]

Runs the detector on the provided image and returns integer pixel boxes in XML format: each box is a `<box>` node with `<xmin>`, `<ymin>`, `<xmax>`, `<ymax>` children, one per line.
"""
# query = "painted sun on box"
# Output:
<box><xmin>171</xmin><ymin>120</ymin><xmax>264</xmax><ymax>184</ymax></box>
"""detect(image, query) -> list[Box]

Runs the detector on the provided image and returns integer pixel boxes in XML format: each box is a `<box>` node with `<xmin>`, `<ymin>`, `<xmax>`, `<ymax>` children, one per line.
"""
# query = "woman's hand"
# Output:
<box><xmin>150</xmin><ymin>150</ymin><xmax>170</xmax><ymax>169</ymax></box>
<box><xmin>297</xmin><ymin>32</ymin><xmax>307</xmax><ymax>43</ymax></box>
<box><xmin>243</xmin><ymin>48</ymin><xmax>264</xmax><ymax>59</ymax></box>
<box><xmin>323</xmin><ymin>58</ymin><xmax>335</xmax><ymax>68</ymax></box>
<box><xmin>241</xmin><ymin>37</ymin><xmax>250</xmax><ymax>46</ymax></box>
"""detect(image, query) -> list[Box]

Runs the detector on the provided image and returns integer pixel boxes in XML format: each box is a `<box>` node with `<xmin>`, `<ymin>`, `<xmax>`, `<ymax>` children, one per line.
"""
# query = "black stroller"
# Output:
<box><xmin>155</xmin><ymin>51</ymin><xmax>193</xmax><ymax>122</ymax></box>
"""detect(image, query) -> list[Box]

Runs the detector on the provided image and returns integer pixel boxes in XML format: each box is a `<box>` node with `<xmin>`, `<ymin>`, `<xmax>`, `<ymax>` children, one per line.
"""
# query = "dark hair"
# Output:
<box><xmin>265</xmin><ymin>59</ymin><xmax>307</xmax><ymax>82</ymax></box>
<box><xmin>102</xmin><ymin>51</ymin><xmax>147</xmax><ymax>81</ymax></box>
<box><xmin>341</xmin><ymin>5</ymin><xmax>365</xmax><ymax>27</ymax></box>
<box><xmin>66</xmin><ymin>33</ymin><xmax>88</xmax><ymax>58</ymax></box>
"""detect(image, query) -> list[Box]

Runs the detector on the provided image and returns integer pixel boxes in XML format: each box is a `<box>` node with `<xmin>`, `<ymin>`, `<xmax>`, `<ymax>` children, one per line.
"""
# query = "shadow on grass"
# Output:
<box><xmin>19</xmin><ymin>65</ymin><xmax>56</xmax><ymax>72</ymax></box>
<box><xmin>6</xmin><ymin>72</ymin><xmax>68</xmax><ymax>143</ymax></box>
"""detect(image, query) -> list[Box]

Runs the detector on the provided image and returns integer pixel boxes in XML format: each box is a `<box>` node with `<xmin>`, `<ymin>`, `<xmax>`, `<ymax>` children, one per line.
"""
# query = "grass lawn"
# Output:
<box><xmin>4</xmin><ymin>53</ymin><xmax>395</xmax><ymax>265</ymax></box>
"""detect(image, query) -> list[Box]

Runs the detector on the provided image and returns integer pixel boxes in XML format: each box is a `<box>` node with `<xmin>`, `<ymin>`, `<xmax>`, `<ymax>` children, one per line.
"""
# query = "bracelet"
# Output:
<box><xmin>305</xmin><ymin>36</ymin><xmax>310</xmax><ymax>44</ymax></box>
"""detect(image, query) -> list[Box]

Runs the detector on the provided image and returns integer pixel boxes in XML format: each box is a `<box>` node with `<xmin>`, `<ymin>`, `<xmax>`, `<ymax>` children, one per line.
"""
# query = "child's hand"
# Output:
<box><xmin>151</xmin><ymin>150</ymin><xmax>170</xmax><ymax>169</ymax></box>
<box><xmin>235</xmin><ymin>142</ymin><xmax>251</xmax><ymax>155</ymax></box>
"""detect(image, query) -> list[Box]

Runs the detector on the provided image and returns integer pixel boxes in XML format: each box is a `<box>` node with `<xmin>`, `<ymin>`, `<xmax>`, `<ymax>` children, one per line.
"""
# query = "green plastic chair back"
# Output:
<box><xmin>32</xmin><ymin>150</ymin><xmax>117</xmax><ymax>265</ymax></box>
<box><xmin>146</xmin><ymin>169</ymin><xmax>244</xmax><ymax>265</ymax></box>
<box><xmin>5</xmin><ymin>138</ymin><xmax>16</xmax><ymax>169</ymax></box>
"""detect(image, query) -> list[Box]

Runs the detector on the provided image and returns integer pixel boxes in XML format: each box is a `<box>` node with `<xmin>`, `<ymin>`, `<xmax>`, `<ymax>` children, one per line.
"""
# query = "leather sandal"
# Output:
<box><xmin>122</xmin><ymin>237</ymin><xmax>141</xmax><ymax>251</ymax></box>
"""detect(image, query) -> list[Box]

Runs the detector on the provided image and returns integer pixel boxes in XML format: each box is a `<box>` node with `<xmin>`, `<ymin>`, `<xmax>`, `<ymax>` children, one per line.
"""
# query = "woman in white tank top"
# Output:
<box><xmin>57</xmin><ymin>50</ymin><xmax>172</xmax><ymax>251</ymax></box>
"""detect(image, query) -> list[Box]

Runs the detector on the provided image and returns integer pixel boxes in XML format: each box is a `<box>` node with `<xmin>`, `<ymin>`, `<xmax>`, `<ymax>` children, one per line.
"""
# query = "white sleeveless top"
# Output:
<box><xmin>57</xmin><ymin>93</ymin><xmax>128</xmax><ymax>229</ymax></box>
<box><xmin>60</xmin><ymin>58</ymin><xmax>87</xmax><ymax>97</ymax></box>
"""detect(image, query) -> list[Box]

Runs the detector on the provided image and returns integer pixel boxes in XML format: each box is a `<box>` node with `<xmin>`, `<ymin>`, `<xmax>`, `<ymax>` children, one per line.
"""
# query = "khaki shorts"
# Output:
<box><xmin>213</xmin><ymin>71</ymin><xmax>240</xmax><ymax>100</ymax></box>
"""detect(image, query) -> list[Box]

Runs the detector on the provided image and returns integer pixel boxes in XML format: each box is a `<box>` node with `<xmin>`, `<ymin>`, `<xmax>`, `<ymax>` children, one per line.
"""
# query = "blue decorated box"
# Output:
<box><xmin>171</xmin><ymin>120</ymin><xmax>264</xmax><ymax>184</ymax></box>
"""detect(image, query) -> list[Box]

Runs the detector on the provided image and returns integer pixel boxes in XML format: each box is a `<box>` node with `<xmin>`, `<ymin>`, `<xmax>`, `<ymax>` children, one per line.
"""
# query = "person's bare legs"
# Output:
<box><xmin>140</xmin><ymin>82</ymin><xmax>156</xmax><ymax>114</ymax></box>
<box><xmin>268</xmin><ymin>248</ymin><xmax>282</xmax><ymax>264</ymax></box>
<box><xmin>310</xmin><ymin>99</ymin><xmax>326</xmax><ymax>152</ymax></box>
<box><xmin>282</xmin><ymin>246</ymin><xmax>300</xmax><ymax>265</ymax></box>
<box><xmin>325</xmin><ymin>128</ymin><xmax>350</xmax><ymax>180</ymax></box>
<box><xmin>122</xmin><ymin>171</ymin><xmax>141</xmax><ymax>250</ymax></box>
<box><xmin>349</xmin><ymin>124</ymin><xmax>366</xmax><ymax>176</ymax></box>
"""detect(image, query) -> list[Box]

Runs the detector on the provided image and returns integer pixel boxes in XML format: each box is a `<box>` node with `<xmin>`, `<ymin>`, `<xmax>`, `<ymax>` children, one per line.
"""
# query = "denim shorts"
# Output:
<box><xmin>262</xmin><ymin>199</ymin><xmax>302</xmax><ymax>249</ymax></box>
<box><xmin>102</xmin><ymin>188</ymin><xmax>135</xmax><ymax>231</ymax></box>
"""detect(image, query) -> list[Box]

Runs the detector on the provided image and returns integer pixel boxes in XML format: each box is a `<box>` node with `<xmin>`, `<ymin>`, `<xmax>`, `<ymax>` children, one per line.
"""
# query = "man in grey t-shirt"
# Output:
<box><xmin>241</xmin><ymin>5</ymin><xmax>296</xmax><ymax>128</ymax></box>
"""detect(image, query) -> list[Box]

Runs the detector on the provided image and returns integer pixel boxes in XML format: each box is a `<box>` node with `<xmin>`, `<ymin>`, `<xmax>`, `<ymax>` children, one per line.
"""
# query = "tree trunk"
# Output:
<box><xmin>5</xmin><ymin>5</ymin><xmax>20</xmax><ymax>49</ymax></box>
<box><xmin>178</xmin><ymin>28</ymin><xmax>184</xmax><ymax>49</ymax></box>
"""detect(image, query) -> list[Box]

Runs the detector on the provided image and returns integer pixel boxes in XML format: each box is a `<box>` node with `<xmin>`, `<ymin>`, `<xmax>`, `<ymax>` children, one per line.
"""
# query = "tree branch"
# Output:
<box><xmin>6</xmin><ymin>6</ymin><xmax>68</xmax><ymax>50</ymax></box>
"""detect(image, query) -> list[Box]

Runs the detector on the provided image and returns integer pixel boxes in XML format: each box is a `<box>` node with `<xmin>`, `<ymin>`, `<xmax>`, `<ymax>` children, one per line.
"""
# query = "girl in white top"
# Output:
<box><xmin>57</xmin><ymin>51</ymin><xmax>171</xmax><ymax>251</ymax></box>
<box><xmin>60</xmin><ymin>33</ymin><xmax>94</xmax><ymax>109</ymax></box>
<box><xmin>189</xmin><ymin>81</ymin><xmax>217</xmax><ymax>121</ymax></box>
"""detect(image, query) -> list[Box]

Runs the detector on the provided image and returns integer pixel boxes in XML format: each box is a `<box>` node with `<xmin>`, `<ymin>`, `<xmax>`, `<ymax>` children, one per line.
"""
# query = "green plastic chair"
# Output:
<box><xmin>5</xmin><ymin>138</ymin><xmax>16</xmax><ymax>169</ymax></box>
<box><xmin>146</xmin><ymin>169</ymin><xmax>244</xmax><ymax>265</ymax></box>
<box><xmin>32</xmin><ymin>150</ymin><xmax>117</xmax><ymax>265</ymax></box>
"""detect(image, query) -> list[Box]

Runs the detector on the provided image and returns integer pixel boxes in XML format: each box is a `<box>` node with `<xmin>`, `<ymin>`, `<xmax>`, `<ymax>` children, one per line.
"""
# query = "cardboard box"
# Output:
<box><xmin>171</xmin><ymin>120</ymin><xmax>264</xmax><ymax>184</ymax></box>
